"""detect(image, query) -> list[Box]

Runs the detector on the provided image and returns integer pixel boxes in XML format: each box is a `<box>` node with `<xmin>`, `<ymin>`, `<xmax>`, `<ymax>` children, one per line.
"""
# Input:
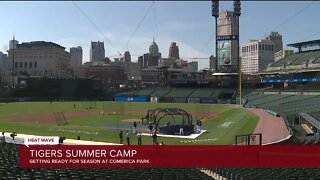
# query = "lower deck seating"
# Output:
<box><xmin>209</xmin><ymin>168</ymin><xmax>320</xmax><ymax>180</ymax></box>
<box><xmin>0</xmin><ymin>143</ymin><xmax>212</xmax><ymax>180</ymax></box>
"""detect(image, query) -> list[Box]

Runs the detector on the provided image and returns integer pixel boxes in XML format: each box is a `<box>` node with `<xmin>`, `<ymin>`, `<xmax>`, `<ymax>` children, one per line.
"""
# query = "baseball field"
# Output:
<box><xmin>0</xmin><ymin>101</ymin><xmax>259</xmax><ymax>145</ymax></box>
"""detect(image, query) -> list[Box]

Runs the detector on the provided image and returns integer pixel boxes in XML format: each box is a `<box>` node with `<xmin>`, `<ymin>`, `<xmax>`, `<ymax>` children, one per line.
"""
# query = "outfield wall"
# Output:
<box><xmin>113</xmin><ymin>95</ymin><xmax>231</xmax><ymax>105</ymax></box>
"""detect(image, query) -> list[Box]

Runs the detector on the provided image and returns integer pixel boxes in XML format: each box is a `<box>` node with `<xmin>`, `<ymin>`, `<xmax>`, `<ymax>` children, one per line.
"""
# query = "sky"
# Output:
<box><xmin>0</xmin><ymin>1</ymin><xmax>320</xmax><ymax>69</ymax></box>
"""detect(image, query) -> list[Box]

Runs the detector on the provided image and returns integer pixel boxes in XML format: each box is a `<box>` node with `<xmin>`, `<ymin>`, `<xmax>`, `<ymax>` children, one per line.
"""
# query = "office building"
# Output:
<box><xmin>168</xmin><ymin>42</ymin><xmax>180</xmax><ymax>59</ymax></box>
<box><xmin>209</xmin><ymin>55</ymin><xmax>217</xmax><ymax>71</ymax></box>
<box><xmin>149</xmin><ymin>39</ymin><xmax>160</xmax><ymax>56</ymax></box>
<box><xmin>70</xmin><ymin>46</ymin><xmax>83</xmax><ymax>67</ymax></box>
<box><xmin>139</xmin><ymin>40</ymin><xmax>161</xmax><ymax>68</ymax></box>
<box><xmin>122</xmin><ymin>51</ymin><xmax>131</xmax><ymax>63</ymax></box>
<box><xmin>266</xmin><ymin>32</ymin><xmax>283</xmax><ymax>54</ymax></box>
<box><xmin>90</xmin><ymin>41</ymin><xmax>105</xmax><ymax>62</ymax></box>
<box><xmin>9</xmin><ymin>39</ymin><xmax>19</xmax><ymax>50</ymax></box>
<box><xmin>7</xmin><ymin>41</ymin><xmax>71</xmax><ymax>78</ymax></box>
<box><xmin>241</xmin><ymin>40</ymin><xmax>275</xmax><ymax>74</ymax></box>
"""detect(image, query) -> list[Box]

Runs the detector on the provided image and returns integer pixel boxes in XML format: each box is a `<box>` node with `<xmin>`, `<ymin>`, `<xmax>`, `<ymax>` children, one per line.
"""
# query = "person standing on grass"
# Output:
<box><xmin>152</xmin><ymin>132</ymin><xmax>158</xmax><ymax>145</ymax></box>
<box><xmin>198</xmin><ymin>119</ymin><xmax>202</xmax><ymax>132</ymax></box>
<box><xmin>119</xmin><ymin>130</ymin><xmax>123</xmax><ymax>144</ymax></box>
<box><xmin>179</xmin><ymin>125</ymin><xmax>184</xmax><ymax>136</ymax></box>
<box><xmin>137</xmin><ymin>132</ymin><xmax>142</xmax><ymax>145</ymax></box>
<box><xmin>133</xmin><ymin>121</ymin><xmax>137</xmax><ymax>134</ymax></box>
<box><xmin>196</xmin><ymin>119</ymin><xmax>199</xmax><ymax>133</ymax></box>
<box><xmin>148</xmin><ymin>123</ymin><xmax>153</xmax><ymax>136</ymax></box>
<box><xmin>126</xmin><ymin>131</ymin><xmax>130</xmax><ymax>145</ymax></box>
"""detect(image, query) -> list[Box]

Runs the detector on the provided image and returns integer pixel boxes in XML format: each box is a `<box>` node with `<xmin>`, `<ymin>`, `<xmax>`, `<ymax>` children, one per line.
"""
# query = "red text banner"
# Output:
<box><xmin>20</xmin><ymin>145</ymin><xmax>320</xmax><ymax>168</ymax></box>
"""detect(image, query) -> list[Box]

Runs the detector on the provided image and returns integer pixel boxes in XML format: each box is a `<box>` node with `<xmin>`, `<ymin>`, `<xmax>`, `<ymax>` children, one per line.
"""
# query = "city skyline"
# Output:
<box><xmin>0</xmin><ymin>1</ymin><xmax>319</xmax><ymax>69</ymax></box>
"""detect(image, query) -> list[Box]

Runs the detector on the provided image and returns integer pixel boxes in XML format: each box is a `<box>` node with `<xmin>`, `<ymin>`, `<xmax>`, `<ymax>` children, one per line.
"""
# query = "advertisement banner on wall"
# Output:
<box><xmin>217</xmin><ymin>40</ymin><xmax>231</xmax><ymax>66</ymax></box>
<box><xmin>200</xmin><ymin>98</ymin><xmax>216</xmax><ymax>104</ymax></box>
<box><xmin>173</xmin><ymin>98</ymin><xmax>186</xmax><ymax>103</ymax></box>
<box><xmin>115</xmin><ymin>96</ymin><xmax>147</xmax><ymax>102</ymax></box>
<box><xmin>150</xmin><ymin>96</ymin><xmax>158</xmax><ymax>103</ymax></box>
<box><xmin>188</xmin><ymin>98</ymin><xmax>200</xmax><ymax>104</ymax></box>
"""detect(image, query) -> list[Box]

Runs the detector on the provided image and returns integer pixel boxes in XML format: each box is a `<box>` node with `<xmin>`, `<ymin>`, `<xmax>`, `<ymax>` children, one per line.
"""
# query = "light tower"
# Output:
<box><xmin>211</xmin><ymin>0</ymin><xmax>219</xmax><ymax>71</ymax></box>
<box><xmin>233</xmin><ymin>0</ymin><xmax>242</xmax><ymax>105</ymax></box>
<box><xmin>233</xmin><ymin>0</ymin><xmax>241</xmax><ymax>69</ymax></box>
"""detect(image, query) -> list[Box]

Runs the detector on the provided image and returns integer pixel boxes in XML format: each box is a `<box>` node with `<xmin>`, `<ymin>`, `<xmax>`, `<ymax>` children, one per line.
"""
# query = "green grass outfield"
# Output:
<box><xmin>0</xmin><ymin>101</ymin><xmax>259</xmax><ymax>145</ymax></box>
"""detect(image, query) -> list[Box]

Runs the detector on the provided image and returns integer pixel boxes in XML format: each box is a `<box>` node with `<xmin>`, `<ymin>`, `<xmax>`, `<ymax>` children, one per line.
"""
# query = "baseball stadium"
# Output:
<box><xmin>1</xmin><ymin>1</ymin><xmax>320</xmax><ymax>180</ymax></box>
<box><xmin>2</xmin><ymin>39</ymin><xmax>320</xmax><ymax>178</ymax></box>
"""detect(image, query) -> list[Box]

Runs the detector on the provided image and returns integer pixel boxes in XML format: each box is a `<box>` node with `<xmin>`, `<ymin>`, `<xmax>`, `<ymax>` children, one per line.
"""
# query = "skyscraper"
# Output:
<box><xmin>0</xmin><ymin>52</ymin><xmax>9</xmax><ymax>83</ymax></box>
<box><xmin>266</xmin><ymin>32</ymin><xmax>283</xmax><ymax>53</ymax></box>
<box><xmin>90</xmin><ymin>41</ymin><xmax>105</xmax><ymax>62</ymax></box>
<box><xmin>9</xmin><ymin>39</ymin><xmax>19</xmax><ymax>50</ymax></box>
<box><xmin>209</xmin><ymin>55</ymin><xmax>217</xmax><ymax>71</ymax></box>
<box><xmin>168</xmin><ymin>42</ymin><xmax>180</xmax><ymax>59</ymax></box>
<box><xmin>139</xmin><ymin>40</ymin><xmax>161</xmax><ymax>68</ymax></box>
<box><xmin>123</xmin><ymin>51</ymin><xmax>131</xmax><ymax>63</ymax></box>
<box><xmin>217</xmin><ymin>11</ymin><xmax>239</xmax><ymax>71</ymax></box>
<box><xmin>149</xmin><ymin>39</ymin><xmax>160</xmax><ymax>56</ymax></box>
<box><xmin>70</xmin><ymin>46</ymin><xmax>83</xmax><ymax>68</ymax></box>
<box><xmin>241</xmin><ymin>40</ymin><xmax>275</xmax><ymax>75</ymax></box>
<box><xmin>0</xmin><ymin>51</ymin><xmax>8</xmax><ymax>70</ymax></box>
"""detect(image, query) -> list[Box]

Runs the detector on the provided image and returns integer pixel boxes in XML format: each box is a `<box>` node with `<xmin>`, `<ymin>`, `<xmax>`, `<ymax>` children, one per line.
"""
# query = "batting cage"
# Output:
<box><xmin>54</xmin><ymin>112</ymin><xmax>68</xmax><ymax>126</ymax></box>
<box><xmin>142</xmin><ymin>108</ymin><xmax>195</xmax><ymax>135</ymax></box>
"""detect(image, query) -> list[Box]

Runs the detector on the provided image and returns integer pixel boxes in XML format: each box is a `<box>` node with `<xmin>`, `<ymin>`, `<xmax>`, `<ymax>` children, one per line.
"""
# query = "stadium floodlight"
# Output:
<box><xmin>233</xmin><ymin>0</ymin><xmax>241</xmax><ymax>16</ymax></box>
<box><xmin>211</xmin><ymin>0</ymin><xmax>219</xmax><ymax>18</ymax></box>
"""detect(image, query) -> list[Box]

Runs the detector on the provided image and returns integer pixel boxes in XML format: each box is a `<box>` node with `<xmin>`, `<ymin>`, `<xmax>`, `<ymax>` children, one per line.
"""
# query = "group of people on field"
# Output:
<box><xmin>118</xmin><ymin>121</ymin><xmax>163</xmax><ymax>146</ymax></box>
<box><xmin>118</xmin><ymin>118</ymin><xmax>203</xmax><ymax>145</ymax></box>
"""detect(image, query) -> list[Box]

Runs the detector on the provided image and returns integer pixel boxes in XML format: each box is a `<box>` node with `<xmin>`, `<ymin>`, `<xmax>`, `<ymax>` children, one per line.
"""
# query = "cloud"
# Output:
<box><xmin>97</xmin><ymin>31</ymin><xmax>115</xmax><ymax>41</ymax></box>
<box><xmin>0</xmin><ymin>44</ymin><xmax>8</xmax><ymax>53</ymax></box>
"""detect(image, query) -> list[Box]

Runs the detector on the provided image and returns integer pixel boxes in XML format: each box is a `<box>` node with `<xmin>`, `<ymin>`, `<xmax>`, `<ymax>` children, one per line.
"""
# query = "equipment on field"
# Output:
<box><xmin>142</xmin><ymin>108</ymin><xmax>194</xmax><ymax>135</ymax></box>
<box><xmin>54</xmin><ymin>112</ymin><xmax>68</xmax><ymax>126</ymax></box>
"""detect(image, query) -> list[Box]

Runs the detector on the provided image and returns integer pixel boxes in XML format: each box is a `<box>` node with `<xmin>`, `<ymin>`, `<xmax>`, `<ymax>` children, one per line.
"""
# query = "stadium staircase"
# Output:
<box><xmin>244</xmin><ymin>92</ymin><xmax>320</xmax><ymax>145</ymax></box>
<box><xmin>308</xmin><ymin>111</ymin><xmax>320</xmax><ymax>122</ymax></box>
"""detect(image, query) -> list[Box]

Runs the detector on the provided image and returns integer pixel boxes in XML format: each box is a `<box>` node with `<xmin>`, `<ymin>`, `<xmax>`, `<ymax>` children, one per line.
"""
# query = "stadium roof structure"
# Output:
<box><xmin>288</xmin><ymin>39</ymin><xmax>320</xmax><ymax>52</ymax></box>
<box><xmin>257</xmin><ymin>66</ymin><xmax>320</xmax><ymax>76</ymax></box>
<box><xmin>212</xmin><ymin>72</ymin><xmax>238</xmax><ymax>76</ymax></box>
<box><xmin>257</xmin><ymin>48</ymin><xmax>320</xmax><ymax>75</ymax></box>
